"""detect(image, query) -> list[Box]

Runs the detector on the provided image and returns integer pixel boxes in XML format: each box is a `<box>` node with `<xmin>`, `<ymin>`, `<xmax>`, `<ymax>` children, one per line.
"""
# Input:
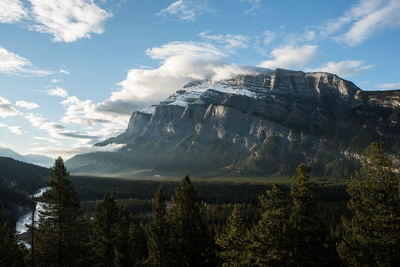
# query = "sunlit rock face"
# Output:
<box><xmin>66</xmin><ymin>68</ymin><xmax>400</xmax><ymax>177</ymax></box>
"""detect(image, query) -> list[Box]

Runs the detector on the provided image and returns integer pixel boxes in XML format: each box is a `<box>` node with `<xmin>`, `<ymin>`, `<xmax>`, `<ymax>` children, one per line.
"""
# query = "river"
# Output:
<box><xmin>15</xmin><ymin>187</ymin><xmax>50</xmax><ymax>234</ymax></box>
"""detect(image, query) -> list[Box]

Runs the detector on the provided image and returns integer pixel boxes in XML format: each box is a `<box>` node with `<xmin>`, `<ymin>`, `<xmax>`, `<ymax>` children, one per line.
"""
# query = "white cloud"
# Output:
<box><xmin>59</xmin><ymin>69</ymin><xmax>70</xmax><ymax>75</ymax></box>
<box><xmin>263</xmin><ymin>30</ymin><xmax>276</xmax><ymax>45</ymax></box>
<box><xmin>26</xmin><ymin>142</ymin><xmax>125</xmax><ymax>160</ymax></box>
<box><xmin>25</xmin><ymin>113</ymin><xmax>99</xmax><ymax>142</ymax></box>
<box><xmin>0</xmin><ymin>46</ymin><xmax>51</xmax><ymax>76</ymax></box>
<box><xmin>0</xmin><ymin>0</ymin><xmax>27</xmax><ymax>23</ymax></box>
<box><xmin>199</xmin><ymin>31</ymin><xmax>249</xmax><ymax>50</ymax></box>
<box><xmin>0</xmin><ymin>97</ymin><xmax>20</xmax><ymax>117</ymax></box>
<box><xmin>46</xmin><ymin>87</ymin><xmax>68</xmax><ymax>98</ymax></box>
<box><xmin>16</xmin><ymin>100</ymin><xmax>39</xmax><ymax>110</ymax></box>
<box><xmin>157</xmin><ymin>0</ymin><xmax>211</xmax><ymax>21</ymax></box>
<box><xmin>146</xmin><ymin>41</ymin><xmax>226</xmax><ymax>60</ymax></box>
<box><xmin>7</xmin><ymin>126</ymin><xmax>23</xmax><ymax>135</ymax></box>
<box><xmin>375</xmin><ymin>82</ymin><xmax>400</xmax><ymax>89</ymax></box>
<box><xmin>307</xmin><ymin>60</ymin><xmax>373</xmax><ymax>77</ymax></box>
<box><xmin>0</xmin><ymin>122</ymin><xmax>23</xmax><ymax>135</ymax></box>
<box><xmin>27</xmin><ymin>0</ymin><xmax>112</xmax><ymax>42</ymax></box>
<box><xmin>59</xmin><ymin>41</ymin><xmax>259</xmax><ymax>133</ymax></box>
<box><xmin>34</xmin><ymin>136</ymin><xmax>60</xmax><ymax>144</ymax></box>
<box><xmin>259</xmin><ymin>44</ymin><xmax>318</xmax><ymax>69</ymax></box>
<box><xmin>322</xmin><ymin>0</ymin><xmax>400</xmax><ymax>46</ymax></box>
<box><xmin>240</xmin><ymin>0</ymin><xmax>262</xmax><ymax>15</ymax></box>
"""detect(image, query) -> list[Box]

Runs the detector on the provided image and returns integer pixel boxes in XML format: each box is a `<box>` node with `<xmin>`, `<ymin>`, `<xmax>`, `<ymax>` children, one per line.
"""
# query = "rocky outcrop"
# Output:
<box><xmin>66</xmin><ymin>69</ymin><xmax>400</xmax><ymax>177</ymax></box>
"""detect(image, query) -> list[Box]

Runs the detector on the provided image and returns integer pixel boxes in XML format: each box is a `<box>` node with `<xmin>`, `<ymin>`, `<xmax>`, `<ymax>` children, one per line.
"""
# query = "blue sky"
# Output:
<box><xmin>0</xmin><ymin>0</ymin><xmax>399</xmax><ymax>159</ymax></box>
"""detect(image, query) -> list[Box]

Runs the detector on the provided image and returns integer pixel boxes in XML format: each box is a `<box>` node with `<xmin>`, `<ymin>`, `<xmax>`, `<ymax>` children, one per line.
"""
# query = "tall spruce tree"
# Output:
<box><xmin>338</xmin><ymin>142</ymin><xmax>400</xmax><ymax>266</ymax></box>
<box><xmin>288</xmin><ymin>163</ymin><xmax>328</xmax><ymax>266</ymax></box>
<box><xmin>0</xmin><ymin>202</ymin><xmax>25</xmax><ymax>267</ymax></box>
<box><xmin>249</xmin><ymin>183</ymin><xmax>290</xmax><ymax>266</ymax></box>
<box><xmin>91</xmin><ymin>195</ymin><xmax>119</xmax><ymax>267</ymax></box>
<box><xmin>215</xmin><ymin>205</ymin><xmax>249</xmax><ymax>267</ymax></box>
<box><xmin>169</xmin><ymin>175</ymin><xmax>216</xmax><ymax>267</ymax></box>
<box><xmin>114</xmin><ymin>205</ymin><xmax>137</xmax><ymax>267</ymax></box>
<box><xmin>36</xmin><ymin>157</ymin><xmax>87</xmax><ymax>266</ymax></box>
<box><xmin>147</xmin><ymin>187</ymin><xmax>172</xmax><ymax>267</ymax></box>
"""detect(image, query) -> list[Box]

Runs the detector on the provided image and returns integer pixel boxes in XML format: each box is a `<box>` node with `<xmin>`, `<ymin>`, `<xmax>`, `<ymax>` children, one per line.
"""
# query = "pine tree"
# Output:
<box><xmin>0</xmin><ymin>202</ymin><xmax>25</xmax><ymax>267</ymax></box>
<box><xmin>169</xmin><ymin>175</ymin><xmax>216</xmax><ymax>267</ymax></box>
<box><xmin>147</xmin><ymin>187</ymin><xmax>172</xmax><ymax>267</ymax></box>
<box><xmin>249</xmin><ymin>183</ymin><xmax>290</xmax><ymax>266</ymax></box>
<box><xmin>91</xmin><ymin>195</ymin><xmax>119</xmax><ymax>267</ymax></box>
<box><xmin>114</xmin><ymin>205</ymin><xmax>136</xmax><ymax>267</ymax></box>
<box><xmin>338</xmin><ymin>142</ymin><xmax>400</xmax><ymax>266</ymax></box>
<box><xmin>215</xmin><ymin>205</ymin><xmax>249</xmax><ymax>267</ymax></box>
<box><xmin>288</xmin><ymin>163</ymin><xmax>328</xmax><ymax>266</ymax></box>
<box><xmin>35</xmin><ymin>157</ymin><xmax>88</xmax><ymax>266</ymax></box>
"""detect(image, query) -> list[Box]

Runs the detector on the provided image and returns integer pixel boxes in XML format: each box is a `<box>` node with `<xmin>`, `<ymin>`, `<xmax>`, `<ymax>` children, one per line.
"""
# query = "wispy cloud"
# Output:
<box><xmin>7</xmin><ymin>126</ymin><xmax>23</xmax><ymax>135</ymax></box>
<box><xmin>0</xmin><ymin>123</ymin><xmax>23</xmax><ymax>135</ymax></box>
<box><xmin>157</xmin><ymin>0</ymin><xmax>211</xmax><ymax>21</ymax></box>
<box><xmin>199</xmin><ymin>30</ymin><xmax>250</xmax><ymax>50</ymax></box>
<box><xmin>16</xmin><ymin>100</ymin><xmax>39</xmax><ymax>110</ymax></box>
<box><xmin>374</xmin><ymin>82</ymin><xmax>400</xmax><ymax>90</ymax></box>
<box><xmin>46</xmin><ymin>87</ymin><xmax>68</xmax><ymax>98</ymax></box>
<box><xmin>26</xmin><ymin>142</ymin><xmax>125</xmax><ymax>160</ymax></box>
<box><xmin>240</xmin><ymin>0</ymin><xmax>262</xmax><ymax>15</ymax></box>
<box><xmin>59</xmin><ymin>69</ymin><xmax>70</xmax><ymax>75</ymax></box>
<box><xmin>307</xmin><ymin>60</ymin><xmax>373</xmax><ymax>77</ymax></box>
<box><xmin>259</xmin><ymin>44</ymin><xmax>318</xmax><ymax>69</ymax></box>
<box><xmin>262</xmin><ymin>30</ymin><xmax>276</xmax><ymax>45</ymax></box>
<box><xmin>322</xmin><ymin>0</ymin><xmax>400</xmax><ymax>46</ymax></box>
<box><xmin>0</xmin><ymin>46</ymin><xmax>52</xmax><ymax>76</ymax></box>
<box><xmin>0</xmin><ymin>97</ymin><xmax>20</xmax><ymax>117</ymax></box>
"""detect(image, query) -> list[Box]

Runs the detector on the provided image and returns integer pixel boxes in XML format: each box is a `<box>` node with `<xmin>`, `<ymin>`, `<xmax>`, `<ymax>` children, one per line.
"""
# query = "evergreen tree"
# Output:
<box><xmin>249</xmin><ymin>183</ymin><xmax>290</xmax><ymax>266</ymax></box>
<box><xmin>338</xmin><ymin>142</ymin><xmax>400</xmax><ymax>266</ymax></box>
<box><xmin>114</xmin><ymin>205</ymin><xmax>136</xmax><ymax>267</ymax></box>
<box><xmin>169</xmin><ymin>175</ymin><xmax>216</xmax><ymax>267</ymax></box>
<box><xmin>215</xmin><ymin>205</ymin><xmax>249</xmax><ymax>267</ymax></box>
<box><xmin>288</xmin><ymin>163</ymin><xmax>328</xmax><ymax>266</ymax></box>
<box><xmin>36</xmin><ymin>157</ymin><xmax>87</xmax><ymax>266</ymax></box>
<box><xmin>0</xmin><ymin>202</ymin><xmax>25</xmax><ymax>267</ymax></box>
<box><xmin>147</xmin><ymin>187</ymin><xmax>172</xmax><ymax>267</ymax></box>
<box><xmin>91</xmin><ymin>195</ymin><xmax>119</xmax><ymax>267</ymax></box>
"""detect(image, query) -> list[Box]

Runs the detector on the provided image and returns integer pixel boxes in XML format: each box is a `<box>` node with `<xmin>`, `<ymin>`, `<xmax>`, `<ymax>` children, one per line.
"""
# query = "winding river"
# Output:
<box><xmin>16</xmin><ymin>187</ymin><xmax>50</xmax><ymax>234</ymax></box>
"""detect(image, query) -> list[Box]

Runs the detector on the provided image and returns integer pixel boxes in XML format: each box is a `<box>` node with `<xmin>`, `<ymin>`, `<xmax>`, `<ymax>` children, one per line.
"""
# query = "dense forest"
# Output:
<box><xmin>1</xmin><ymin>142</ymin><xmax>399</xmax><ymax>266</ymax></box>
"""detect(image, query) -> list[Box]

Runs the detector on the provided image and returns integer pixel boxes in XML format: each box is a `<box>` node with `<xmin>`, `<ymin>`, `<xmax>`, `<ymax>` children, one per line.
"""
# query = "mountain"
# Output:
<box><xmin>0</xmin><ymin>157</ymin><xmax>49</xmax><ymax>223</ymax></box>
<box><xmin>0</xmin><ymin>147</ymin><xmax>54</xmax><ymax>167</ymax></box>
<box><xmin>66</xmin><ymin>68</ymin><xmax>400</xmax><ymax>178</ymax></box>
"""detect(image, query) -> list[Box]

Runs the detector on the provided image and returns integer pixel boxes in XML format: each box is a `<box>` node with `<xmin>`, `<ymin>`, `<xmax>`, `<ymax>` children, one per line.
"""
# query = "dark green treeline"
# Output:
<box><xmin>1</xmin><ymin>142</ymin><xmax>399</xmax><ymax>266</ymax></box>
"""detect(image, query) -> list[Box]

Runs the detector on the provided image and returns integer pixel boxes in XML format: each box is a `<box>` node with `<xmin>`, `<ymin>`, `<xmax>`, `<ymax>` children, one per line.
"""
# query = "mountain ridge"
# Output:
<box><xmin>66</xmin><ymin>68</ymin><xmax>400</xmax><ymax>177</ymax></box>
<box><xmin>0</xmin><ymin>147</ymin><xmax>54</xmax><ymax>168</ymax></box>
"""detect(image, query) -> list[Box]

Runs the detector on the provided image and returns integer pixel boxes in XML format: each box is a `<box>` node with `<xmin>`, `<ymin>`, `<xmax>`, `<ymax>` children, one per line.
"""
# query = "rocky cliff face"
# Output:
<box><xmin>66</xmin><ymin>68</ymin><xmax>400</xmax><ymax>177</ymax></box>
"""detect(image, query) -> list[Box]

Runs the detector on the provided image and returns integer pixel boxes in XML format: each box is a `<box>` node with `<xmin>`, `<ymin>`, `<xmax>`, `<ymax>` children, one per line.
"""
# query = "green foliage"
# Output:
<box><xmin>0</xmin><ymin>202</ymin><xmax>25</xmax><ymax>267</ymax></box>
<box><xmin>249</xmin><ymin>184</ymin><xmax>290</xmax><ymax>266</ymax></box>
<box><xmin>338</xmin><ymin>142</ymin><xmax>400</xmax><ymax>266</ymax></box>
<box><xmin>287</xmin><ymin>163</ymin><xmax>329</xmax><ymax>266</ymax></box>
<box><xmin>0</xmin><ymin>157</ymin><xmax>48</xmax><ymax>224</ymax></box>
<box><xmin>215</xmin><ymin>205</ymin><xmax>249</xmax><ymax>266</ymax></box>
<box><xmin>147</xmin><ymin>187</ymin><xmax>172</xmax><ymax>266</ymax></box>
<box><xmin>90</xmin><ymin>195</ymin><xmax>119</xmax><ymax>266</ymax></box>
<box><xmin>35</xmin><ymin>157</ymin><xmax>88</xmax><ymax>266</ymax></box>
<box><xmin>114</xmin><ymin>205</ymin><xmax>138</xmax><ymax>267</ymax></box>
<box><xmin>169</xmin><ymin>175</ymin><xmax>216</xmax><ymax>266</ymax></box>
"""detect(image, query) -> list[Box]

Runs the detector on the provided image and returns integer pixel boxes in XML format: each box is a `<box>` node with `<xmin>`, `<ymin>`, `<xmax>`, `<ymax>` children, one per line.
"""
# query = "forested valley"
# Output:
<box><xmin>1</xmin><ymin>142</ymin><xmax>400</xmax><ymax>266</ymax></box>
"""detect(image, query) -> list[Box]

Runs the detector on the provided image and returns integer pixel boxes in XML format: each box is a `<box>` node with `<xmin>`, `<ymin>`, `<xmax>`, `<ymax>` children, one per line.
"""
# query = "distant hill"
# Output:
<box><xmin>0</xmin><ymin>147</ymin><xmax>54</xmax><ymax>167</ymax></box>
<box><xmin>66</xmin><ymin>68</ymin><xmax>400</xmax><ymax>178</ymax></box>
<box><xmin>0</xmin><ymin>157</ymin><xmax>49</xmax><ymax>224</ymax></box>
